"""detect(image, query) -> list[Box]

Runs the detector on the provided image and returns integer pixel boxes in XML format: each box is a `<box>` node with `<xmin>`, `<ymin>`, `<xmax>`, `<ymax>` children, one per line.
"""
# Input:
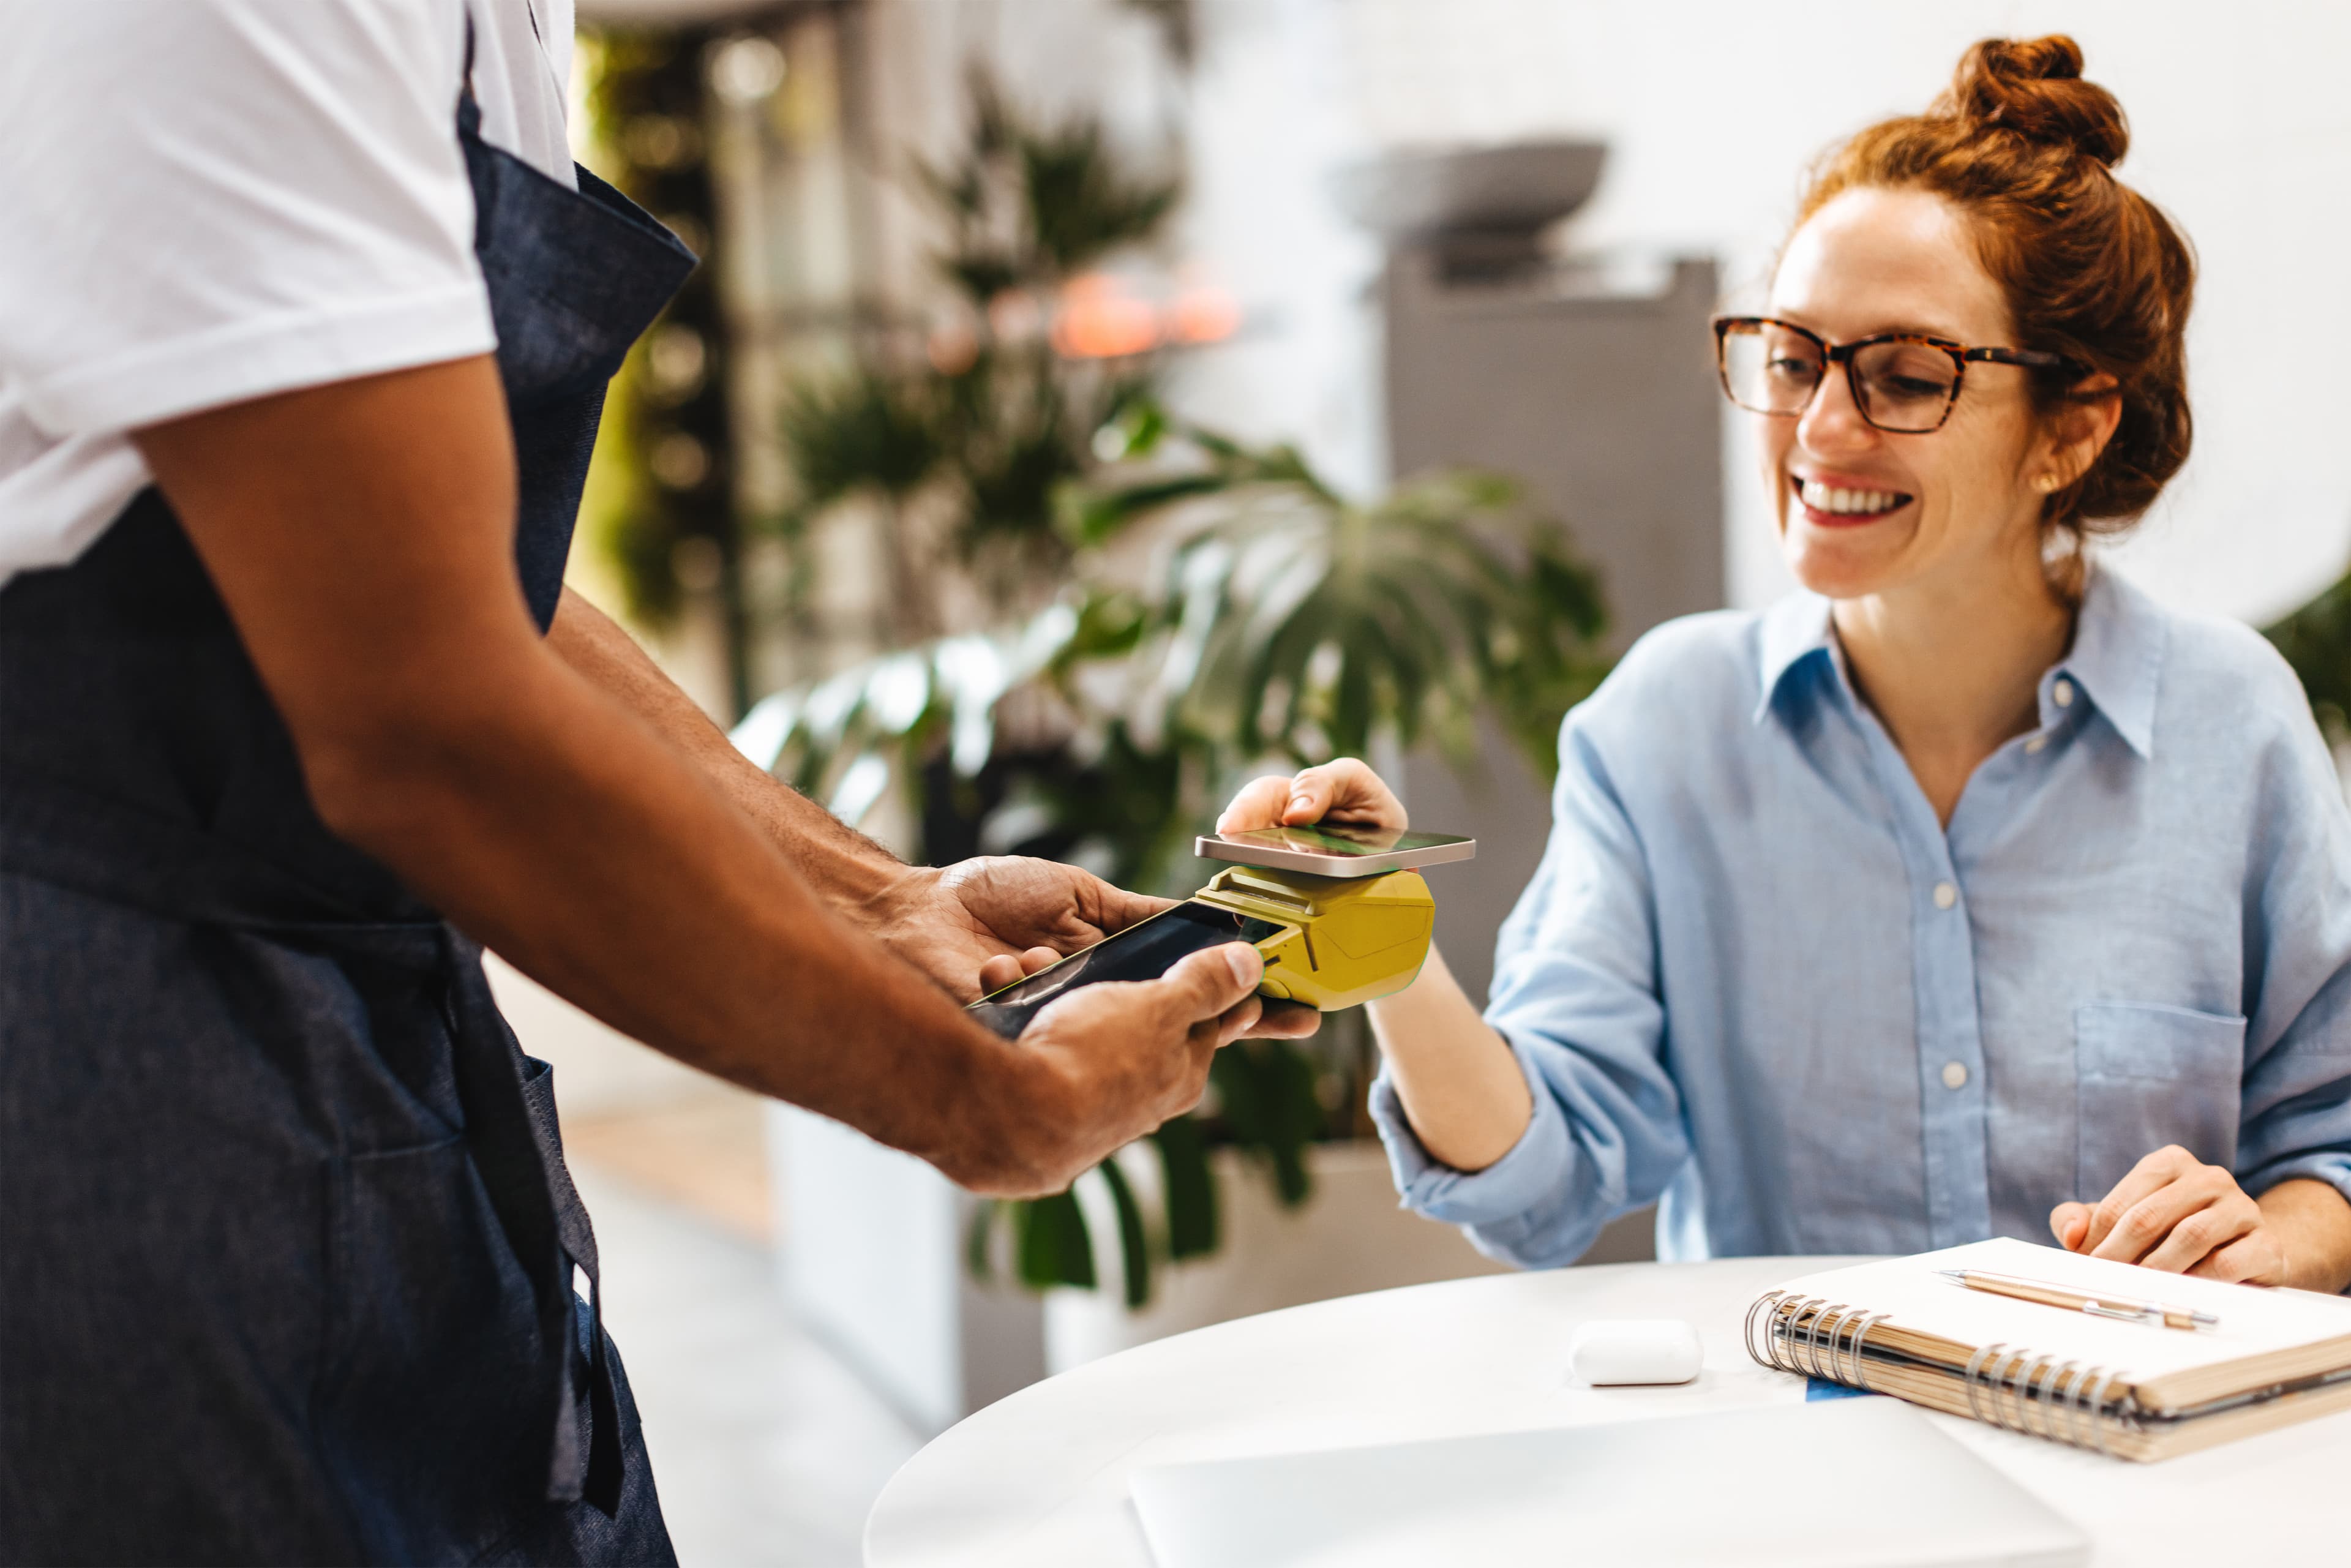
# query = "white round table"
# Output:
<box><xmin>864</xmin><ymin>1258</ymin><xmax>2351</xmax><ymax>1566</ymax></box>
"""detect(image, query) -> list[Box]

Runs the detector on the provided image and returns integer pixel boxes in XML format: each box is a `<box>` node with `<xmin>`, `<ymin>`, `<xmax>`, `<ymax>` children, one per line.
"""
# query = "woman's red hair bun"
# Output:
<box><xmin>1943</xmin><ymin>36</ymin><xmax>2129</xmax><ymax>167</ymax></box>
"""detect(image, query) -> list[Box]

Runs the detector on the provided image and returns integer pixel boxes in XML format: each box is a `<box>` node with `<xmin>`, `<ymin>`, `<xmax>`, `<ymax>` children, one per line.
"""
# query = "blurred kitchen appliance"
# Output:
<box><xmin>1340</xmin><ymin>141</ymin><xmax>1726</xmax><ymax>1266</ymax></box>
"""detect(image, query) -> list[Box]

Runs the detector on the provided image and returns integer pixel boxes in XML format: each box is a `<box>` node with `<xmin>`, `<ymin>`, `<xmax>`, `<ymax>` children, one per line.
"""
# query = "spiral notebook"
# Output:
<box><xmin>1747</xmin><ymin>1237</ymin><xmax>2351</xmax><ymax>1460</ymax></box>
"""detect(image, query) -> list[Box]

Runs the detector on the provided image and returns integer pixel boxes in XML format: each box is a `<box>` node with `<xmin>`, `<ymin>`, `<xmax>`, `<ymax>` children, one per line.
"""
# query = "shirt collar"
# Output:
<box><xmin>1752</xmin><ymin>590</ymin><xmax>1837</xmax><ymax>725</ymax></box>
<box><xmin>2050</xmin><ymin>563</ymin><xmax>2163</xmax><ymax>759</ymax></box>
<box><xmin>1750</xmin><ymin>564</ymin><xmax>2162</xmax><ymax>758</ymax></box>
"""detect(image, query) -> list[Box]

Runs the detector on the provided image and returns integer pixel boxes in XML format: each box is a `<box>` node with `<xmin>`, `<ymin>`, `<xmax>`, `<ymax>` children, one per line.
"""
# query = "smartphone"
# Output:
<box><xmin>967</xmin><ymin>900</ymin><xmax>1295</xmax><ymax>1040</ymax></box>
<box><xmin>1193</xmin><ymin>823</ymin><xmax>1475</xmax><ymax>879</ymax></box>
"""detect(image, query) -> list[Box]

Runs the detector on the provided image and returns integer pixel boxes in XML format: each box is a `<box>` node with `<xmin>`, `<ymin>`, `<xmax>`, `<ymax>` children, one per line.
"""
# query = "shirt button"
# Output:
<box><xmin>1941</xmin><ymin>1060</ymin><xmax>1970</xmax><ymax>1090</ymax></box>
<box><xmin>1933</xmin><ymin>880</ymin><xmax>1958</xmax><ymax>909</ymax></box>
<box><xmin>2025</xmin><ymin>735</ymin><xmax>2047</xmax><ymax>754</ymax></box>
<box><xmin>2053</xmin><ymin>678</ymin><xmax>2074</xmax><ymax>708</ymax></box>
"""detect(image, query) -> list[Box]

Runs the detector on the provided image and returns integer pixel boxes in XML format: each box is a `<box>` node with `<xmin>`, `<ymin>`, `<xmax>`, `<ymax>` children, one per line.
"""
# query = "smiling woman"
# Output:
<box><xmin>1213</xmin><ymin>36</ymin><xmax>2351</xmax><ymax>1299</ymax></box>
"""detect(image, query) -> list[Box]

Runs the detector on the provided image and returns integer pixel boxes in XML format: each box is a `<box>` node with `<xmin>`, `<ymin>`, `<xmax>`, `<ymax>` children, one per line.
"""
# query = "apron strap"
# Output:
<box><xmin>458</xmin><ymin>7</ymin><xmax>482</xmax><ymax>140</ymax></box>
<box><xmin>439</xmin><ymin>928</ymin><xmax>625</xmax><ymax>1515</ymax></box>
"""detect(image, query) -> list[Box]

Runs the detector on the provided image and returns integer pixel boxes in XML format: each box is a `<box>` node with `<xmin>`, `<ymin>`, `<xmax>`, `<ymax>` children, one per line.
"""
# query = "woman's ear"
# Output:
<box><xmin>2037</xmin><ymin>372</ymin><xmax>2122</xmax><ymax>490</ymax></box>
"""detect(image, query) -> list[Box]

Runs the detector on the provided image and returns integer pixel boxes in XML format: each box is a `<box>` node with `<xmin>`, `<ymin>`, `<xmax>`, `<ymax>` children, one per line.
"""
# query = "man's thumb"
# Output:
<box><xmin>1158</xmin><ymin>942</ymin><xmax>1263</xmax><ymax>1024</ymax></box>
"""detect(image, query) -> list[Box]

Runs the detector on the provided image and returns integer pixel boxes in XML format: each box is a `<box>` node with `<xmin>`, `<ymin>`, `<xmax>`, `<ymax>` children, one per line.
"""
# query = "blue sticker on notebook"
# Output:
<box><xmin>1806</xmin><ymin>1378</ymin><xmax>1869</xmax><ymax>1401</ymax></box>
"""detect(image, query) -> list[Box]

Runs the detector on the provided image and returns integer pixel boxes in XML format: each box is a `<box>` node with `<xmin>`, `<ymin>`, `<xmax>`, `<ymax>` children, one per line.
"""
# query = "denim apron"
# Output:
<box><xmin>0</xmin><ymin>62</ymin><xmax>696</xmax><ymax>1567</ymax></box>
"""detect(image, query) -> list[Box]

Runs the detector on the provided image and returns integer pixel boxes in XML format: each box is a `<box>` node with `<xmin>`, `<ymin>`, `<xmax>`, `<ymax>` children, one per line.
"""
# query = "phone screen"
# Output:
<box><xmin>968</xmin><ymin>901</ymin><xmax>1291</xmax><ymax>1040</ymax></box>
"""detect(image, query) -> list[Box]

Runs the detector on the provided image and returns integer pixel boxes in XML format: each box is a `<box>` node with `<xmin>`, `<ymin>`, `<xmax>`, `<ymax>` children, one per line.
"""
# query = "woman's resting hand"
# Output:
<box><xmin>2050</xmin><ymin>1146</ymin><xmax>2286</xmax><ymax>1284</ymax></box>
<box><xmin>1217</xmin><ymin>758</ymin><xmax>1408</xmax><ymax>835</ymax></box>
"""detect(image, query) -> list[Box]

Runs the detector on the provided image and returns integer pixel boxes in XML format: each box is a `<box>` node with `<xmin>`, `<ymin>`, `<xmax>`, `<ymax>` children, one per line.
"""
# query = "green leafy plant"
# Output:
<box><xmin>2266</xmin><ymin>569</ymin><xmax>2351</xmax><ymax>742</ymax></box>
<box><xmin>767</xmin><ymin>67</ymin><xmax>1179</xmax><ymax>636</ymax></box>
<box><xmin>1073</xmin><ymin>421</ymin><xmax>1610</xmax><ymax>789</ymax></box>
<box><xmin>918</xmin><ymin>66</ymin><xmax>1183</xmax><ymax>293</ymax></box>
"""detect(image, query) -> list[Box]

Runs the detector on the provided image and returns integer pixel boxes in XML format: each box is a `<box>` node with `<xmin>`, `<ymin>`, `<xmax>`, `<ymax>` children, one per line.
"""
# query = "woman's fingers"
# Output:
<box><xmin>2137</xmin><ymin>1182</ymin><xmax>2258</xmax><ymax>1274</ymax></box>
<box><xmin>2080</xmin><ymin>1145</ymin><xmax>2199</xmax><ymax>1254</ymax></box>
<box><xmin>1283</xmin><ymin>758</ymin><xmax>1408</xmax><ymax>831</ymax></box>
<box><xmin>2188</xmin><ymin>1231</ymin><xmax>2284</xmax><ymax>1285</ymax></box>
<box><xmin>2049</xmin><ymin>1201</ymin><xmax>2093</xmax><ymax>1251</ymax></box>
<box><xmin>2092</xmin><ymin>1161</ymin><xmax>2242</xmax><ymax>1269</ymax></box>
<box><xmin>1218</xmin><ymin>775</ymin><xmax>1299</xmax><ymax>833</ymax></box>
<box><xmin>1218</xmin><ymin>759</ymin><xmax>1408</xmax><ymax>835</ymax></box>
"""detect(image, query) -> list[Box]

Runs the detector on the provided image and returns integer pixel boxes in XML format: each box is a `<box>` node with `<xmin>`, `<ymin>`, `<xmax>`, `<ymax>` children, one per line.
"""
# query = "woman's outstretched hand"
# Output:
<box><xmin>1217</xmin><ymin>758</ymin><xmax>1408</xmax><ymax>836</ymax></box>
<box><xmin>1221</xmin><ymin>760</ymin><xmax>1531</xmax><ymax>1171</ymax></box>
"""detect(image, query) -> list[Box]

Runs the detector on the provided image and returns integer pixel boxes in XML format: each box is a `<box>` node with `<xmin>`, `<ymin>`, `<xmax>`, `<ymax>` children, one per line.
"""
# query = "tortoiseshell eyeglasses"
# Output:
<box><xmin>1712</xmin><ymin>315</ymin><xmax>2081</xmax><ymax>434</ymax></box>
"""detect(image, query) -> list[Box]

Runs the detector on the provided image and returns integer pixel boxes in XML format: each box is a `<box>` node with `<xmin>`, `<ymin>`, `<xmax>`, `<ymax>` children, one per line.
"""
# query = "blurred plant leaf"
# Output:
<box><xmin>2265</xmin><ymin>568</ymin><xmax>2351</xmax><ymax>741</ymax></box>
<box><xmin>777</xmin><ymin>367</ymin><xmax>942</xmax><ymax>507</ymax></box>
<box><xmin>964</xmin><ymin>402</ymin><xmax>1087</xmax><ymax>547</ymax></box>
<box><xmin>1021</xmin><ymin>115</ymin><xmax>1182</xmax><ymax>280</ymax></box>
<box><xmin>966</xmin><ymin>1198</ymin><xmax>1000</xmax><ymax>1283</ymax></box>
<box><xmin>915</xmin><ymin>63</ymin><xmax>1179</xmax><ymax>301</ymax></box>
<box><xmin>1097</xmin><ymin>1156</ymin><xmax>1152</xmax><ymax>1309</ymax></box>
<box><xmin>1150</xmin><ymin>1116</ymin><xmax>1219</xmax><ymax>1260</ymax></box>
<box><xmin>1074</xmin><ymin>416</ymin><xmax>1610</xmax><ymax>781</ymax></box>
<box><xmin>1209</xmin><ymin>1041</ymin><xmax>1321</xmax><ymax>1207</ymax></box>
<box><xmin>1013</xmin><ymin>1185</ymin><xmax>1095</xmax><ymax>1291</ymax></box>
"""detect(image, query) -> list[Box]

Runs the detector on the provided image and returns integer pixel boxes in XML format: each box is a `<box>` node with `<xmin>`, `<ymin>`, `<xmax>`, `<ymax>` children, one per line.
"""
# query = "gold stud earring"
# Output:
<box><xmin>2033</xmin><ymin>471</ymin><xmax>2063</xmax><ymax>493</ymax></box>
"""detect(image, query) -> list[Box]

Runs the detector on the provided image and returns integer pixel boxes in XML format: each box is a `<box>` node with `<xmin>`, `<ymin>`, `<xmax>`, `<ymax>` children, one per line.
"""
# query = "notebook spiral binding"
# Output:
<box><xmin>1742</xmin><ymin>1289</ymin><xmax>2137</xmax><ymax>1455</ymax></box>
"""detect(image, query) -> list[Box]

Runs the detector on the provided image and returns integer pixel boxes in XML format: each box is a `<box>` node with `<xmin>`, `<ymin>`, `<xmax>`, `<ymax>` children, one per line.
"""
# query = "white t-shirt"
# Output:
<box><xmin>0</xmin><ymin>0</ymin><xmax>576</xmax><ymax>589</ymax></box>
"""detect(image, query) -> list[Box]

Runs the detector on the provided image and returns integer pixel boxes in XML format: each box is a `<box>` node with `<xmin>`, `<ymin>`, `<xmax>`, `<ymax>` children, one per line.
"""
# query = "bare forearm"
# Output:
<box><xmin>548</xmin><ymin>587</ymin><xmax>1183</xmax><ymax>1004</ymax></box>
<box><xmin>547</xmin><ymin>586</ymin><xmax>906</xmax><ymax>910</ymax></box>
<box><xmin>1366</xmin><ymin>944</ymin><xmax>1532</xmax><ymax>1171</ymax></box>
<box><xmin>2257</xmin><ymin>1179</ymin><xmax>2351</xmax><ymax>1294</ymax></box>
<box><xmin>317</xmin><ymin>640</ymin><xmax>1046</xmax><ymax>1187</ymax></box>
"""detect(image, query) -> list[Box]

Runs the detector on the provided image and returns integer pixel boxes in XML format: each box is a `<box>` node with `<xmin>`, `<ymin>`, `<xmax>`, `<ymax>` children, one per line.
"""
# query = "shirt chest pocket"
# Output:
<box><xmin>2075</xmin><ymin>1002</ymin><xmax>2246</xmax><ymax>1199</ymax></box>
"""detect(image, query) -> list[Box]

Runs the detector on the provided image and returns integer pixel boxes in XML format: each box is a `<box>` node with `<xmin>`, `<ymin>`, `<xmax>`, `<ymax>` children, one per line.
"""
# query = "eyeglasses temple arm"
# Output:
<box><xmin>1965</xmin><ymin>347</ymin><xmax>2075</xmax><ymax>370</ymax></box>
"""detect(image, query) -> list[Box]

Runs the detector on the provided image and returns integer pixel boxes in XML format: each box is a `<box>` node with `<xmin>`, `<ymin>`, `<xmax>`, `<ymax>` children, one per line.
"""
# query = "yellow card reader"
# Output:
<box><xmin>969</xmin><ymin>823</ymin><xmax>1474</xmax><ymax>1038</ymax></box>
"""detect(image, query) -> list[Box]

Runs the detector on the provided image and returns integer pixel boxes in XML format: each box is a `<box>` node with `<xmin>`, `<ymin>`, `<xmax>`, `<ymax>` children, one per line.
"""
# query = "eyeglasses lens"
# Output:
<box><xmin>1850</xmin><ymin>341</ymin><xmax>1959</xmax><ymax>433</ymax></box>
<box><xmin>1721</xmin><ymin>323</ymin><xmax>1822</xmax><ymax>416</ymax></box>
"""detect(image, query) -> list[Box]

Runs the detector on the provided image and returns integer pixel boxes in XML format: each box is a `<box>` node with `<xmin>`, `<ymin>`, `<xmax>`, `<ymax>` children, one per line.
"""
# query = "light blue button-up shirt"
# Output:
<box><xmin>1371</xmin><ymin>568</ymin><xmax>2351</xmax><ymax>1269</ymax></box>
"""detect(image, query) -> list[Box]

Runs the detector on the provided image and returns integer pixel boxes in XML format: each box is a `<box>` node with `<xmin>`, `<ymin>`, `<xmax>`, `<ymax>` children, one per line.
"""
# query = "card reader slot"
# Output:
<box><xmin>1205</xmin><ymin>868</ymin><xmax>1323</xmax><ymax>915</ymax></box>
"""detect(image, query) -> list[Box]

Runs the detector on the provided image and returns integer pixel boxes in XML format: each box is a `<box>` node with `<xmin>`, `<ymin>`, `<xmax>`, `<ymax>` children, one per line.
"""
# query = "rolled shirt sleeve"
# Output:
<box><xmin>2230</xmin><ymin>648</ymin><xmax>2351</xmax><ymax>1209</ymax></box>
<box><xmin>1370</xmin><ymin>709</ymin><xmax>1689</xmax><ymax>1269</ymax></box>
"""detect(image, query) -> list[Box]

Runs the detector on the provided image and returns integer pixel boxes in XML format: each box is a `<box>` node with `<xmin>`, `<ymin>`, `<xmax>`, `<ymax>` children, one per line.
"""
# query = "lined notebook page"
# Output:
<box><xmin>1771</xmin><ymin>1237</ymin><xmax>2351</xmax><ymax>1384</ymax></box>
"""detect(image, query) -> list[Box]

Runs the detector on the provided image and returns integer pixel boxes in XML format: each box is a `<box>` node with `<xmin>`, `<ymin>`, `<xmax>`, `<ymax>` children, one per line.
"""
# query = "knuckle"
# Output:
<box><xmin>2213</xmin><ymin>1251</ymin><xmax>2260</xmax><ymax>1284</ymax></box>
